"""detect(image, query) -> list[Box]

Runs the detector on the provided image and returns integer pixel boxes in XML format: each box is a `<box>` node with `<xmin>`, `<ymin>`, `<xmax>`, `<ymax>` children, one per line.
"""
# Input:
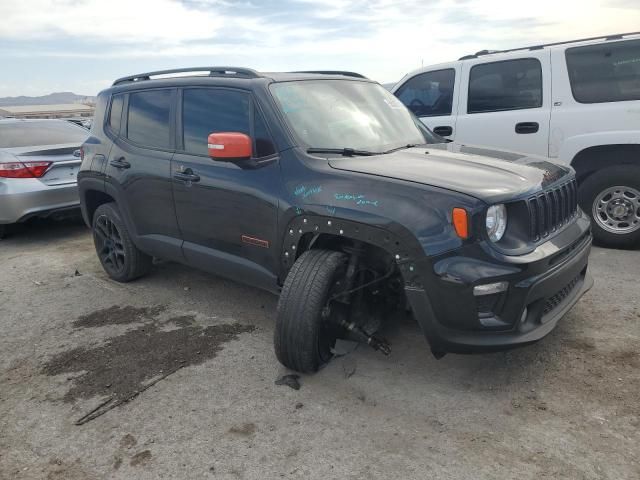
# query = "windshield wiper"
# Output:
<box><xmin>382</xmin><ymin>143</ymin><xmax>423</xmax><ymax>154</ymax></box>
<box><xmin>307</xmin><ymin>147</ymin><xmax>379</xmax><ymax>157</ymax></box>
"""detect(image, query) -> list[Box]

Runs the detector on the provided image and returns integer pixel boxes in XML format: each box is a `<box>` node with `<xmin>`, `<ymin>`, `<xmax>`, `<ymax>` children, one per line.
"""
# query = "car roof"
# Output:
<box><xmin>392</xmin><ymin>32</ymin><xmax>640</xmax><ymax>91</ymax></box>
<box><xmin>263</xmin><ymin>72</ymin><xmax>373</xmax><ymax>82</ymax></box>
<box><xmin>458</xmin><ymin>31</ymin><xmax>640</xmax><ymax>61</ymax></box>
<box><xmin>103</xmin><ymin>67</ymin><xmax>375</xmax><ymax>95</ymax></box>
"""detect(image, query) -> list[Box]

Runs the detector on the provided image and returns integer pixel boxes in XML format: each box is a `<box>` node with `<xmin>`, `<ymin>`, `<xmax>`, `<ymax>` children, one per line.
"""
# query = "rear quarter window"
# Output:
<box><xmin>107</xmin><ymin>94</ymin><xmax>124</xmax><ymax>134</ymax></box>
<box><xmin>566</xmin><ymin>39</ymin><xmax>640</xmax><ymax>104</ymax></box>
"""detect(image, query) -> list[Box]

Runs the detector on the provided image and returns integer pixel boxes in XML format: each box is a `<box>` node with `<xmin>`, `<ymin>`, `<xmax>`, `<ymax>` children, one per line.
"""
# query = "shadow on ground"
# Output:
<box><xmin>3</xmin><ymin>216</ymin><xmax>87</xmax><ymax>245</ymax></box>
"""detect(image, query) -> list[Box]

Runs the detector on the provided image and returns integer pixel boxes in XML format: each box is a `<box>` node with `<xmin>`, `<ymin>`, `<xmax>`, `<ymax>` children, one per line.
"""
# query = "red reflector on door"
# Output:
<box><xmin>241</xmin><ymin>235</ymin><xmax>270</xmax><ymax>248</ymax></box>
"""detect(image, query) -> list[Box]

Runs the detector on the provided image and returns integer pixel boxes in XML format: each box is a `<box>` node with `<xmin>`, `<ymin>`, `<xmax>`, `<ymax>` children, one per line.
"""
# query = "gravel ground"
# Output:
<box><xmin>0</xmin><ymin>219</ymin><xmax>638</xmax><ymax>480</ymax></box>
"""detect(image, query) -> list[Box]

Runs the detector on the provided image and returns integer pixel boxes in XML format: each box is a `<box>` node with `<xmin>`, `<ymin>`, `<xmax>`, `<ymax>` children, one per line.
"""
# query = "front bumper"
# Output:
<box><xmin>0</xmin><ymin>178</ymin><xmax>80</xmax><ymax>224</ymax></box>
<box><xmin>406</xmin><ymin>212</ymin><xmax>593</xmax><ymax>353</ymax></box>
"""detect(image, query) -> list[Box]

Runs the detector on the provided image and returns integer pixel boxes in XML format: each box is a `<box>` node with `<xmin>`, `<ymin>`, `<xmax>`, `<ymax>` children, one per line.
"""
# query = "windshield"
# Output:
<box><xmin>0</xmin><ymin>120</ymin><xmax>88</xmax><ymax>148</ymax></box>
<box><xmin>270</xmin><ymin>80</ymin><xmax>440</xmax><ymax>153</ymax></box>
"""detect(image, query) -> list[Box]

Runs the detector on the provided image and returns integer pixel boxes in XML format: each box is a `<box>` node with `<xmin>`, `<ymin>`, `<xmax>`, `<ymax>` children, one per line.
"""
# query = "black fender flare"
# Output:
<box><xmin>280</xmin><ymin>213</ymin><xmax>443</xmax><ymax>349</ymax></box>
<box><xmin>102</xmin><ymin>179</ymin><xmax>142</xmax><ymax>242</ymax></box>
<box><xmin>77</xmin><ymin>177</ymin><xmax>107</xmax><ymax>227</ymax></box>
<box><xmin>280</xmin><ymin>214</ymin><xmax>426</xmax><ymax>289</ymax></box>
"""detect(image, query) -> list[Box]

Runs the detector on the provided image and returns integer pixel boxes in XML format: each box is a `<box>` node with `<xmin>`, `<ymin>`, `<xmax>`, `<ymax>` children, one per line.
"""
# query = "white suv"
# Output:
<box><xmin>392</xmin><ymin>32</ymin><xmax>640</xmax><ymax>248</ymax></box>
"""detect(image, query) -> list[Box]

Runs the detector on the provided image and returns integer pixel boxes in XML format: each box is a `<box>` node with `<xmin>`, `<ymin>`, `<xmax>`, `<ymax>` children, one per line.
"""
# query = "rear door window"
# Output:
<box><xmin>566</xmin><ymin>39</ymin><xmax>640</xmax><ymax>103</ymax></box>
<box><xmin>395</xmin><ymin>69</ymin><xmax>455</xmax><ymax>117</ymax></box>
<box><xmin>126</xmin><ymin>89</ymin><xmax>172</xmax><ymax>149</ymax></box>
<box><xmin>468</xmin><ymin>58</ymin><xmax>542</xmax><ymax>113</ymax></box>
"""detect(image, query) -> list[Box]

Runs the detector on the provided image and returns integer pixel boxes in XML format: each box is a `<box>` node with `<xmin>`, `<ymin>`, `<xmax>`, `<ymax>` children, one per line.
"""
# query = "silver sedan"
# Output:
<box><xmin>0</xmin><ymin>119</ymin><xmax>88</xmax><ymax>238</ymax></box>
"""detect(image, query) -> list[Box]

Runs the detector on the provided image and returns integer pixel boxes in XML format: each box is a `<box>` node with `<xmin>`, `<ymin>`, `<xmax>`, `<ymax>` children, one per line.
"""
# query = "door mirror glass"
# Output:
<box><xmin>207</xmin><ymin>132</ymin><xmax>252</xmax><ymax>160</ymax></box>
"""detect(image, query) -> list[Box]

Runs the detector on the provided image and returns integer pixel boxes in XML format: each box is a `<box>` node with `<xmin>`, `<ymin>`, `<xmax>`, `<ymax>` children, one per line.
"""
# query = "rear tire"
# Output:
<box><xmin>92</xmin><ymin>203</ymin><xmax>152</xmax><ymax>282</ymax></box>
<box><xmin>0</xmin><ymin>224</ymin><xmax>7</xmax><ymax>239</ymax></box>
<box><xmin>578</xmin><ymin>166</ymin><xmax>640</xmax><ymax>249</ymax></box>
<box><xmin>274</xmin><ymin>249</ymin><xmax>347</xmax><ymax>373</ymax></box>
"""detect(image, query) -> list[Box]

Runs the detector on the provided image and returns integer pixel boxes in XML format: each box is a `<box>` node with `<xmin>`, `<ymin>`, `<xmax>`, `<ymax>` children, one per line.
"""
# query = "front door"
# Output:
<box><xmin>172</xmin><ymin>87</ymin><xmax>280</xmax><ymax>289</ymax></box>
<box><xmin>454</xmin><ymin>53</ymin><xmax>552</xmax><ymax>156</ymax></box>
<box><xmin>394</xmin><ymin>67</ymin><xmax>459</xmax><ymax>140</ymax></box>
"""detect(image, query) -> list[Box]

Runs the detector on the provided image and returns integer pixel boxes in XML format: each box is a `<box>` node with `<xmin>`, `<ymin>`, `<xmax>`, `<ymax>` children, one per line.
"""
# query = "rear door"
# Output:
<box><xmin>172</xmin><ymin>87</ymin><xmax>280</xmax><ymax>289</ymax></box>
<box><xmin>393</xmin><ymin>65</ymin><xmax>460</xmax><ymax>140</ymax></box>
<box><xmin>454</xmin><ymin>53</ymin><xmax>552</xmax><ymax>156</ymax></box>
<box><xmin>104</xmin><ymin>88</ymin><xmax>182</xmax><ymax>258</ymax></box>
<box><xmin>550</xmin><ymin>38</ymin><xmax>640</xmax><ymax>159</ymax></box>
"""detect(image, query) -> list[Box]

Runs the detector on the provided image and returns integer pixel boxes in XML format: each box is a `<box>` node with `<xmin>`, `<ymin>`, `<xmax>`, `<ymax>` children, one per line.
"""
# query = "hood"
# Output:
<box><xmin>327</xmin><ymin>143</ymin><xmax>573</xmax><ymax>204</ymax></box>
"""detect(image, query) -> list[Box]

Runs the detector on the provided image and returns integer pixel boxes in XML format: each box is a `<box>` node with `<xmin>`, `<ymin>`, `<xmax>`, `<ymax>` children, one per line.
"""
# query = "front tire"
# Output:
<box><xmin>578</xmin><ymin>166</ymin><xmax>640</xmax><ymax>249</ymax></box>
<box><xmin>92</xmin><ymin>203</ymin><xmax>152</xmax><ymax>282</ymax></box>
<box><xmin>274</xmin><ymin>249</ymin><xmax>347</xmax><ymax>373</ymax></box>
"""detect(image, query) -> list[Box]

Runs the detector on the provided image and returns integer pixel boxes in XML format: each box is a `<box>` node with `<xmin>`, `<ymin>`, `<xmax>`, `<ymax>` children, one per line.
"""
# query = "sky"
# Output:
<box><xmin>0</xmin><ymin>0</ymin><xmax>638</xmax><ymax>97</ymax></box>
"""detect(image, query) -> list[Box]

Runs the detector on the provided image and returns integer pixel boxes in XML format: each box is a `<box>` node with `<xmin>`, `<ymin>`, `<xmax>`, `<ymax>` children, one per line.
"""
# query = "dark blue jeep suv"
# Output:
<box><xmin>78</xmin><ymin>67</ymin><xmax>593</xmax><ymax>373</ymax></box>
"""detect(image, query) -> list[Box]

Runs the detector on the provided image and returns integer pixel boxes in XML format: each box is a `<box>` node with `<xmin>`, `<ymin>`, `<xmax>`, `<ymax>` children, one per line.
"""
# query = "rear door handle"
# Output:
<box><xmin>109</xmin><ymin>157</ymin><xmax>131</xmax><ymax>169</ymax></box>
<box><xmin>515</xmin><ymin>122</ymin><xmax>539</xmax><ymax>134</ymax></box>
<box><xmin>433</xmin><ymin>126</ymin><xmax>453</xmax><ymax>137</ymax></box>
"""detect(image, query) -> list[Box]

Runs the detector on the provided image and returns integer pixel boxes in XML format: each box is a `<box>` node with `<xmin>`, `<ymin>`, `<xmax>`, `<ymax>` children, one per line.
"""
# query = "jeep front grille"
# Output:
<box><xmin>527</xmin><ymin>178</ymin><xmax>578</xmax><ymax>241</ymax></box>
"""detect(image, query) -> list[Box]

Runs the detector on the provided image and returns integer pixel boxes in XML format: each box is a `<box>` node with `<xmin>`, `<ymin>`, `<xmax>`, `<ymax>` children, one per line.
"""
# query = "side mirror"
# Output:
<box><xmin>208</xmin><ymin>132</ymin><xmax>252</xmax><ymax>160</ymax></box>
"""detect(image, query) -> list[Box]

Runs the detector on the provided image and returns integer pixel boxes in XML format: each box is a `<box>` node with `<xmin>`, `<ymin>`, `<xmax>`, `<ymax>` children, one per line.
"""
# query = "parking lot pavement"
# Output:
<box><xmin>0</xmin><ymin>219</ymin><xmax>638</xmax><ymax>480</ymax></box>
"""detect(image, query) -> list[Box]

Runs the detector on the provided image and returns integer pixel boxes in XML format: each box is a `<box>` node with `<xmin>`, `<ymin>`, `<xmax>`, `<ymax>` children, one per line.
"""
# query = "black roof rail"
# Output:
<box><xmin>292</xmin><ymin>70</ymin><xmax>368</xmax><ymax>79</ymax></box>
<box><xmin>112</xmin><ymin>67</ymin><xmax>260</xmax><ymax>86</ymax></box>
<box><xmin>458</xmin><ymin>31</ymin><xmax>640</xmax><ymax>60</ymax></box>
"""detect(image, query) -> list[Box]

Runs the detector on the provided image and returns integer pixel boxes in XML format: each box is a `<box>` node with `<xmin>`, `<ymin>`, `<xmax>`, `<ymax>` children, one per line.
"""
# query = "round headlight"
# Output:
<box><xmin>486</xmin><ymin>204</ymin><xmax>507</xmax><ymax>242</ymax></box>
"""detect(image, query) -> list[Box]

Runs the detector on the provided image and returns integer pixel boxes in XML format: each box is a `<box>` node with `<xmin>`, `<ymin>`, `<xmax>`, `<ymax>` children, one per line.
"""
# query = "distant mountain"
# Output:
<box><xmin>0</xmin><ymin>92</ymin><xmax>96</xmax><ymax>107</ymax></box>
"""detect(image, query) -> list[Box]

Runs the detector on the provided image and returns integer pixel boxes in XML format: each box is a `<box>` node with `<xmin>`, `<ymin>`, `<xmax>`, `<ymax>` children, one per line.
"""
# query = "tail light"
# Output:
<box><xmin>0</xmin><ymin>161</ymin><xmax>53</xmax><ymax>178</ymax></box>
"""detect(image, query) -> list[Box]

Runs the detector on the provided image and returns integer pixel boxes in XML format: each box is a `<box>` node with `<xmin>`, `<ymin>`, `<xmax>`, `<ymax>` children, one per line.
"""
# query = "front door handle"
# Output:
<box><xmin>173</xmin><ymin>170</ymin><xmax>200</xmax><ymax>183</ymax></box>
<box><xmin>515</xmin><ymin>122</ymin><xmax>539</xmax><ymax>134</ymax></box>
<box><xmin>110</xmin><ymin>157</ymin><xmax>131</xmax><ymax>169</ymax></box>
<box><xmin>433</xmin><ymin>126</ymin><xmax>453</xmax><ymax>137</ymax></box>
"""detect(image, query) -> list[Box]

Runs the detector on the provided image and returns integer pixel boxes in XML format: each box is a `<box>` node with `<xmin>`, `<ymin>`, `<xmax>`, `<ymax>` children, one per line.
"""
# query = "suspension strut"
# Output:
<box><xmin>331</xmin><ymin>242</ymin><xmax>392</xmax><ymax>356</ymax></box>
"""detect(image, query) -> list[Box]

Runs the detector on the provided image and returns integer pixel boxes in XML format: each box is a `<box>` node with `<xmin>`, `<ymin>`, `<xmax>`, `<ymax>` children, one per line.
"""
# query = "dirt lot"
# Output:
<box><xmin>0</xmin><ymin>219</ymin><xmax>638</xmax><ymax>480</ymax></box>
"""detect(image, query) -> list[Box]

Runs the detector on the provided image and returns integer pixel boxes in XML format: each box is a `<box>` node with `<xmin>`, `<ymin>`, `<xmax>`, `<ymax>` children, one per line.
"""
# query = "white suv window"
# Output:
<box><xmin>566</xmin><ymin>39</ymin><xmax>640</xmax><ymax>104</ymax></box>
<box><xmin>395</xmin><ymin>69</ymin><xmax>455</xmax><ymax>117</ymax></box>
<box><xmin>468</xmin><ymin>58</ymin><xmax>542</xmax><ymax>113</ymax></box>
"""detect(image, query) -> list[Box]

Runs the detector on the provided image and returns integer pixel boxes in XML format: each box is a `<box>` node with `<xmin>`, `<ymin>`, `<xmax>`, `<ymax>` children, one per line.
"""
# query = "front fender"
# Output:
<box><xmin>281</xmin><ymin>170</ymin><xmax>483</xmax><ymax>261</ymax></box>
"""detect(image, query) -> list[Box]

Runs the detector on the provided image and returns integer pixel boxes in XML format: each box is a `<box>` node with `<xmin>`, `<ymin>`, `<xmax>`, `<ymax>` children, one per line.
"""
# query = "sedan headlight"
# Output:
<box><xmin>486</xmin><ymin>204</ymin><xmax>507</xmax><ymax>242</ymax></box>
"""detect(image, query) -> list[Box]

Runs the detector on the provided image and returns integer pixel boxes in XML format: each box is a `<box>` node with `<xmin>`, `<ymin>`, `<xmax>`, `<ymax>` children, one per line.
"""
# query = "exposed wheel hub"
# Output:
<box><xmin>593</xmin><ymin>186</ymin><xmax>640</xmax><ymax>234</ymax></box>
